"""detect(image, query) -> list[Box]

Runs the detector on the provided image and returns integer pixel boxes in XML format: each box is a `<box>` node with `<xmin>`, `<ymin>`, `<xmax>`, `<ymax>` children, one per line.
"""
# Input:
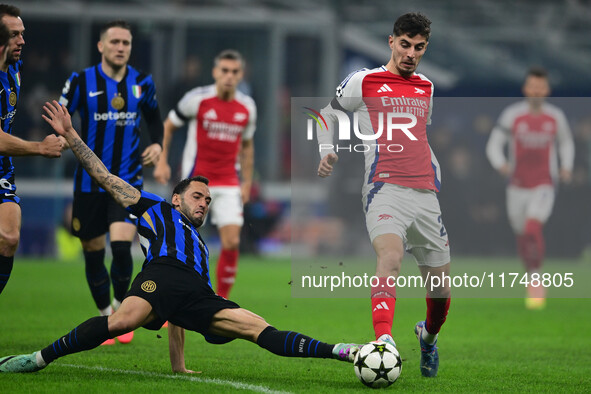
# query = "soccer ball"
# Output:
<box><xmin>353</xmin><ymin>341</ymin><xmax>402</xmax><ymax>388</ymax></box>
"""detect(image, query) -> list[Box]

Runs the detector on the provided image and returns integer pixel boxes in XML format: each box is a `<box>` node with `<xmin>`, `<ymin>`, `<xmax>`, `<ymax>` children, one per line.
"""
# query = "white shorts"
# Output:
<box><xmin>362</xmin><ymin>183</ymin><xmax>450</xmax><ymax>267</ymax></box>
<box><xmin>506</xmin><ymin>184</ymin><xmax>555</xmax><ymax>234</ymax></box>
<box><xmin>208</xmin><ymin>186</ymin><xmax>244</xmax><ymax>227</ymax></box>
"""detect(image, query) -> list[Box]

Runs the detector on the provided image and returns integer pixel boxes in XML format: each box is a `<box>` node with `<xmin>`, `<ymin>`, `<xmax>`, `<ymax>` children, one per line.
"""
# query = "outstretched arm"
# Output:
<box><xmin>42</xmin><ymin>100</ymin><xmax>140</xmax><ymax>208</ymax></box>
<box><xmin>0</xmin><ymin>127</ymin><xmax>63</xmax><ymax>158</ymax></box>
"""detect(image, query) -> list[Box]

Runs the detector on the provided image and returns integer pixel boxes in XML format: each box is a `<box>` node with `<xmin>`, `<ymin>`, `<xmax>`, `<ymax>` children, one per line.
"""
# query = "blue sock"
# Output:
<box><xmin>40</xmin><ymin>316</ymin><xmax>110</xmax><ymax>364</ymax></box>
<box><xmin>257</xmin><ymin>326</ymin><xmax>333</xmax><ymax>358</ymax></box>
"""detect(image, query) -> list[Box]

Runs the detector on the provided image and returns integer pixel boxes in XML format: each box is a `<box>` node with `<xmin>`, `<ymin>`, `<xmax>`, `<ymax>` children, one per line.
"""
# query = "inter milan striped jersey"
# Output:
<box><xmin>0</xmin><ymin>60</ymin><xmax>22</xmax><ymax>193</ymax></box>
<box><xmin>127</xmin><ymin>190</ymin><xmax>211</xmax><ymax>286</ymax></box>
<box><xmin>168</xmin><ymin>84</ymin><xmax>256</xmax><ymax>187</ymax></box>
<box><xmin>59</xmin><ymin>64</ymin><xmax>162</xmax><ymax>193</ymax></box>
<box><xmin>318</xmin><ymin>66</ymin><xmax>440</xmax><ymax>191</ymax></box>
<box><xmin>486</xmin><ymin>100</ymin><xmax>574</xmax><ymax>188</ymax></box>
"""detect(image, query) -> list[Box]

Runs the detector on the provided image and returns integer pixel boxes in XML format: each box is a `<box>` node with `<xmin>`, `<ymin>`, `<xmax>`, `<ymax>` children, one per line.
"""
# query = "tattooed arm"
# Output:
<box><xmin>42</xmin><ymin>101</ymin><xmax>140</xmax><ymax>208</ymax></box>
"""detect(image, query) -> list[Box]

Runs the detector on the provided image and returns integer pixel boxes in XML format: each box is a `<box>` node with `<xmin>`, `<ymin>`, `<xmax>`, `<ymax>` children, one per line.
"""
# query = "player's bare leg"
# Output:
<box><xmin>371</xmin><ymin>233</ymin><xmax>404</xmax><ymax>346</ymax></box>
<box><xmin>109</xmin><ymin>221</ymin><xmax>137</xmax><ymax>342</ymax></box>
<box><xmin>208</xmin><ymin>308</ymin><xmax>359</xmax><ymax>362</ymax></box>
<box><xmin>0</xmin><ymin>202</ymin><xmax>21</xmax><ymax>295</ymax></box>
<box><xmin>215</xmin><ymin>224</ymin><xmax>241</xmax><ymax>298</ymax></box>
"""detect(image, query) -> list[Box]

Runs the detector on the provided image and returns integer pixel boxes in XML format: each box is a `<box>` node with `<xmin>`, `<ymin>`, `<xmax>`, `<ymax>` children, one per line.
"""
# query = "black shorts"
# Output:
<box><xmin>0</xmin><ymin>190</ymin><xmax>20</xmax><ymax>205</ymax></box>
<box><xmin>126</xmin><ymin>257</ymin><xmax>240</xmax><ymax>337</ymax></box>
<box><xmin>72</xmin><ymin>192</ymin><xmax>138</xmax><ymax>239</ymax></box>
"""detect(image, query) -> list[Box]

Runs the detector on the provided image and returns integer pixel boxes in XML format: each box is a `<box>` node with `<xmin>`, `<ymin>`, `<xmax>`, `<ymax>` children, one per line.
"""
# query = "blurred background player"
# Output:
<box><xmin>154</xmin><ymin>49</ymin><xmax>256</xmax><ymax>299</ymax></box>
<box><xmin>486</xmin><ymin>67</ymin><xmax>574</xmax><ymax>310</ymax></box>
<box><xmin>58</xmin><ymin>20</ymin><xmax>163</xmax><ymax>342</ymax></box>
<box><xmin>317</xmin><ymin>12</ymin><xmax>450</xmax><ymax>377</ymax></box>
<box><xmin>0</xmin><ymin>4</ymin><xmax>63</xmax><ymax>295</ymax></box>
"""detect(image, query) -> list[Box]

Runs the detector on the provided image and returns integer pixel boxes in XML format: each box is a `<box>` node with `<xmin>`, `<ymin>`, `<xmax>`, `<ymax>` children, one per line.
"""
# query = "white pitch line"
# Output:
<box><xmin>58</xmin><ymin>363</ymin><xmax>291</xmax><ymax>394</ymax></box>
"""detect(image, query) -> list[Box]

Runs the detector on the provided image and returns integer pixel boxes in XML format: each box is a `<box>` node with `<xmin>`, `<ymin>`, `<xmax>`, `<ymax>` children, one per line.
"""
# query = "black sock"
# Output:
<box><xmin>0</xmin><ymin>254</ymin><xmax>14</xmax><ymax>295</ymax></box>
<box><xmin>40</xmin><ymin>316</ymin><xmax>110</xmax><ymax>364</ymax></box>
<box><xmin>83</xmin><ymin>249</ymin><xmax>110</xmax><ymax>310</ymax></box>
<box><xmin>110</xmin><ymin>241</ymin><xmax>133</xmax><ymax>302</ymax></box>
<box><xmin>257</xmin><ymin>326</ymin><xmax>333</xmax><ymax>358</ymax></box>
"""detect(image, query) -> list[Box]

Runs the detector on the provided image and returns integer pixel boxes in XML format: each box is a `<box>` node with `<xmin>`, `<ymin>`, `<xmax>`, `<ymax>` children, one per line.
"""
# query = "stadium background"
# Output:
<box><xmin>11</xmin><ymin>0</ymin><xmax>591</xmax><ymax>260</ymax></box>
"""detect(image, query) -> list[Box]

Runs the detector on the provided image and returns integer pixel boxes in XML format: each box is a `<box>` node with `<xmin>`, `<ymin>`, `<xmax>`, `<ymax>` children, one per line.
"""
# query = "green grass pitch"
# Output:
<box><xmin>1</xmin><ymin>256</ymin><xmax>590</xmax><ymax>392</ymax></box>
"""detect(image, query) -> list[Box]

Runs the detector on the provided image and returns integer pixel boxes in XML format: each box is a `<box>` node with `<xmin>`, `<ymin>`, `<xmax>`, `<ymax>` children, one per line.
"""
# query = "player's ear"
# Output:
<box><xmin>171</xmin><ymin>193</ymin><xmax>181</xmax><ymax>207</ymax></box>
<box><xmin>388</xmin><ymin>35</ymin><xmax>395</xmax><ymax>50</ymax></box>
<box><xmin>97</xmin><ymin>40</ymin><xmax>104</xmax><ymax>54</ymax></box>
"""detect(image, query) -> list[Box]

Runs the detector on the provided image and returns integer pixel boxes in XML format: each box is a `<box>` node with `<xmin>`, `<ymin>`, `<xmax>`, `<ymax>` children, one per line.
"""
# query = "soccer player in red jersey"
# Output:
<box><xmin>154</xmin><ymin>50</ymin><xmax>256</xmax><ymax>299</ymax></box>
<box><xmin>317</xmin><ymin>12</ymin><xmax>450</xmax><ymax>377</ymax></box>
<box><xmin>486</xmin><ymin>67</ymin><xmax>574</xmax><ymax>309</ymax></box>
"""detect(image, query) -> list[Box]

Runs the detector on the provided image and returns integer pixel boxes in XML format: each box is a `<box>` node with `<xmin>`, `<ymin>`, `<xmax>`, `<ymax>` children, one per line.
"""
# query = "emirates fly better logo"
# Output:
<box><xmin>303</xmin><ymin>101</ymin><xmax>420</xmax><ymax>154</ymax></box>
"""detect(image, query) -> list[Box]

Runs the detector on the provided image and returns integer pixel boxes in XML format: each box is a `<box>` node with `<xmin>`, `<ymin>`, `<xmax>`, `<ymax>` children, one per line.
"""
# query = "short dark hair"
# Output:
<box><xmin>172</xmin><ymin>176</ymin><xmax>210</xmax><ymax>198</ymax></box>
<box><xmin>0</xmin><ymin>21</ymin><xmax>9</xmax><ymax>48</ymax></box>
<box><xmin>0</xmin><ymin>4</ymin><xmax>20</xmax><ymax>20</ymax></box>
<box><xmin>526</xmin><ymin>66</ymin><xmax>548</xmax><ymax>79</ymax></box>
<box><xmin>100</xmin><ymin>20</ymin><xmax>132</xmax><ymax>39</ymax></box>
<box><xmin>214</xmin><ymin>49</ymin><xmax>244</xmax><ymax>68</ymax></box>
<box><xmin>393</xmin><ymin>12</ymin><xmax>431</xmax><ymax>40</ymax></box>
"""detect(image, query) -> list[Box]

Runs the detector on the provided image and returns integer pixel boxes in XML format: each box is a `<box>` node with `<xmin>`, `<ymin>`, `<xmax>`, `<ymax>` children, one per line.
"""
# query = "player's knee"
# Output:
<box><xmin>0</xmin><ymin>229</ymin><xmax>20</xmax><ymax>254</ymax></box>
<box><xmin>222</xmin><ymin>237</ymin><xmax>240</xmax><ymax>251</ymax></box>
<box><xmin>376</xmin><ymin>249</ymin><xmax>403</xmax><ymax>274</ymax></box>
<box><xmin>108</xmin><ymin>313</ymin><xmax>139</xmax><ymax>335</ymax></box>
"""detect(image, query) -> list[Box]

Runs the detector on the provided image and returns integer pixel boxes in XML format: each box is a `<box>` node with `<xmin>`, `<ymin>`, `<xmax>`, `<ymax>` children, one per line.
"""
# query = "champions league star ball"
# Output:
<box><xmin>353</xmin><ymin>341</ymin><xmax>402</xmax><ymax>388</ymax></box>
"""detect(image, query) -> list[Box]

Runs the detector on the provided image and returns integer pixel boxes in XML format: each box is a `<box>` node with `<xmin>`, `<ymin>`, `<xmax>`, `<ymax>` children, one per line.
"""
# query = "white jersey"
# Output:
<box><xmin>169</xmin><ymin>84</ymin><xmax>256</xmax><ymax>187</ymax></box>
<box><xmin>318</xmin><ymin>66</ymin><xmax>440</xmax><ymax>191</ymax></box>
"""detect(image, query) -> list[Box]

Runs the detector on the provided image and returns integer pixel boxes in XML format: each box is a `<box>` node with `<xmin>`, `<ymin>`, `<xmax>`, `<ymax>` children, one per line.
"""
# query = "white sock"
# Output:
<box><xmin>35</xmin><ymin>351</ymin><xmax>47</xmax><ymax>367</ymax></box>
<box><xmin>111</xmin><ymin>298</ymin><xmax>121</xmax><ymax>311</ymax></box>
<box><xmin>99</xmin><ymin>305</ymin><xmax>112</xmax><ymax>316</ymax></box>
<box><xmin>421</xmin><ymin>326</ymin><xmax>438</xmax><ymax>345</ymax></box>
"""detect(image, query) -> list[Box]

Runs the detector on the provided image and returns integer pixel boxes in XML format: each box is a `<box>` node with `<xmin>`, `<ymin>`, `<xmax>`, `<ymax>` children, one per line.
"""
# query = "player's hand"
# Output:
<box><xmin>42</xmin><ymin>100</ymin><xmax>75</xmax><ymax>138</ymax></box>
<box><xmin>498</xmin><ymin>163</ymin><xmax>511</xmax><ymax>177</ymax></box>
<box><xmin>153</xmin><ymin>160</ymin><xmax>171</xmax><ymax>185</ymax></box>
<box><xmin>241</xmin><ymin>182</ymin><xmax>252</xmax><ymax>204</ymax></box>
<box><xmin>141</xmin><ymin>143</ymin><xmax>162</xmax><ymax>167</ymax></box>
<box><xmin>560</xmin><ymin>168</ymin><xmax>572</xmax><ymax>184</ymax></box>
<box><xmin>172</xmin><ymin>367</ymin><xmax>201</xmax><ymax>374</ymax></box>
<box><xmin>38</xmin><ymin>134</ymin><xmax>63</xmax><ymax>158</ymax></box>
<box><xmin>57</xmin><ymin>136</ymin><xmax>70</xmax><ymax>151</ymax></box>
<box><xmin>317</xmin><ymin>153</ymin><xmax>338</xmax><ymax>178</ymax></box>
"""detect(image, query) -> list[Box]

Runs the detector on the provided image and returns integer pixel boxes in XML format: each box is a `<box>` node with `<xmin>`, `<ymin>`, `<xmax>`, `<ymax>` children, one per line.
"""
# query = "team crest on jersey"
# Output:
<box><xmin>72</xmin><ymin>218</ymin><xmax>81</xmax><ymax>232</ymax></box>
<box><xmin>141</xmin><ymin>280</ymin><xmax>157</xmax><ymax>293</ymax></box>
<box><xmin>233</xmin><ymin>112</ymin><xmax>247</xmax><ymax>122</ymax></box>
<box><xmin>111</xmin><ymin>93</ymin><xmax>125</xmax><ymax>110</ymax></box>
<box><xmin>132</xmin><ymin>85</ymin><xmax>142</xmax><ymax>99</ymax></box>
<box><xmin>9</xmin><ymin>91</ymin><xmax>17</xmax><ymax>106</ymax></box>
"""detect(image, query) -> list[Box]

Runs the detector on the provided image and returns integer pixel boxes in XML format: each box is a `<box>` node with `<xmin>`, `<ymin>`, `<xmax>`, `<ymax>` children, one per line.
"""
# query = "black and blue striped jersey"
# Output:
<box><xmin>59</xmin><ymin>64</ymin><xmax>162</xmax><ymax>193</ymax></box>
<box><xmin>0</xmin><ymin>60</ymin><xmax>22</xmax><ymax>193</ymax></box>
<box><xmin>126</xmin><ymin>190</ymin><xmax>211</xmax><ymax>287</ymax></box>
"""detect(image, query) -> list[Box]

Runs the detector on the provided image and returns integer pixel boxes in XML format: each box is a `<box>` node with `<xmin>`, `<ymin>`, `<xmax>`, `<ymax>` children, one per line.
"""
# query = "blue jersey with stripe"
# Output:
<box><xmin>0</xmin><ymin>60</ymin><xmax>22</xmax><ymax>192</ymax></box>
<box><xmin>127</xmin><ymin>190</ymin><xmax>211</xmax><ymax>287</ymax></box>
<box><xmin>59</xmin><ymin>64</ymin><xmax>161</xmax><ymax>193</ymax></box>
